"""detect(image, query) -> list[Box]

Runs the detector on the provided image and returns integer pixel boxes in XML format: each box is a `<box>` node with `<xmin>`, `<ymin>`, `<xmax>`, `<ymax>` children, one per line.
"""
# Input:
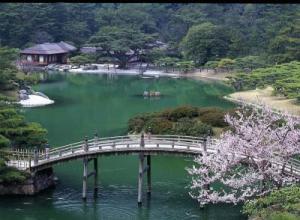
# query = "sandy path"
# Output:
<box><xmin>226</xmin><ymin>86</ymin><xmax>300</xmax><ymax>116</ymax></box>
<box><xmin>186</xmin><ymin>69</ymin><xmax>232</xmax><ymax>81</ymax></box>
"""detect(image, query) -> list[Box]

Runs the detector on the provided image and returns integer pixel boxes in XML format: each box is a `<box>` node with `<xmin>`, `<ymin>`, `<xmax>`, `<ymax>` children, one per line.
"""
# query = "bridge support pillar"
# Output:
<box><xmin>137</xmin><ymin>153</ymin><xmax>144</xmax><ymax>206</ymax></box>
<box><xmin>82</xmin><ymin>158</ymin><xmax>88</xmax><ymax>200</ymax></box>
<box><xmin>147</xmin><ymin>155</ymin><xmax>151</xmax><ymax>196</ymax></box>
<box><xmin>94</xmin><ymin>158</ymin><xmax>98</xmax><ymax>195</ymax></box>
<box><xmin>82</xmin><ymin>157</ymin><xmax>99</xmax><ymax>200</ymax></box>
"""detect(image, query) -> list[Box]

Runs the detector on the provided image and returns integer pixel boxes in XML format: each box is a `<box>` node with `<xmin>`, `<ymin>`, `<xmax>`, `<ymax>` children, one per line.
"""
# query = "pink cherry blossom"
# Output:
<box><xmin>187</xmin><ymin>103</ymin><xmax>300</xmax><ymax>206</ymax></box>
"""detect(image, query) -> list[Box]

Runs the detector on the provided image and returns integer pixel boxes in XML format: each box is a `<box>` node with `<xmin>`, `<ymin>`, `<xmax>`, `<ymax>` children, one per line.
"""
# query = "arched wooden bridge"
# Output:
<box><xmin>7</xmin><ymin>134</ymin><xmax>216</xmax><ymax>171</ymax></box>
<box><xmin>4</xmin><ymin>133</ymin><xmax>300</xmax><ymax>205</ymax></box>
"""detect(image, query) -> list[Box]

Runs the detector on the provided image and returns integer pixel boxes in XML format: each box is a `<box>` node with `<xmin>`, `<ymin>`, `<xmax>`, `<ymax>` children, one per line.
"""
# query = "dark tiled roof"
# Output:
<box><xmin>57</xmin><ymin>41</ymin><xmax>77</xmax><ymax>52</ymax></box>
<box><xmin>21</xmin><ymin>41</ymin><xmax>77</xmax><ymax>55</ymax></box>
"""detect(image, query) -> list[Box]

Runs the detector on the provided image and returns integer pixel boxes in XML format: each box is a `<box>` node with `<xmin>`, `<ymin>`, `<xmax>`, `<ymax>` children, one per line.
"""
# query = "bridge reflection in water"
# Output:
<box><xmin>5</xmin><ymin>133</ymin><xmax>300</xmax><ymax>205</ymax></box>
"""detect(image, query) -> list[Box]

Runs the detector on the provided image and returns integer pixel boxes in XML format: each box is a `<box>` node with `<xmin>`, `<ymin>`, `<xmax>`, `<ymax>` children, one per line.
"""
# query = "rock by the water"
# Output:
<box><xmin>0</xmin><ymin>168</ymin><xmax>56</xmax><ymax>195</ymax></box>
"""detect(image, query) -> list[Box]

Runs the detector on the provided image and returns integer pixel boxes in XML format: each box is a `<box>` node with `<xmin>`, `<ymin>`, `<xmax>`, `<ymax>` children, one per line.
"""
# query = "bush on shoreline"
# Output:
<box><xmin>128</xmin><ymin>105</ymin><xmax>231</xmax><ymax>136</ymax></box>
<box><xmin>243</xmin><ymin>185</ymin><xmax>300</xmax><ymax>220</ymax></box>
<box><xmin>0</xmin><ymin>164</ymin><xmax>29</xmax><ymax>184</ymax></box>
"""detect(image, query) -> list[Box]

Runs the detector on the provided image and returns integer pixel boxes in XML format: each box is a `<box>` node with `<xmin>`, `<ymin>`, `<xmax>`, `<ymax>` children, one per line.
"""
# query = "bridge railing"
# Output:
<box><xmin>35</xmin><ymin>135</ymin><xmax>209</xmax><ymax>162</ymax></box>
<box><xmin>146</xmin><ymin>135</ymin><xmax>205</xmax><ymax>142</ymax></box>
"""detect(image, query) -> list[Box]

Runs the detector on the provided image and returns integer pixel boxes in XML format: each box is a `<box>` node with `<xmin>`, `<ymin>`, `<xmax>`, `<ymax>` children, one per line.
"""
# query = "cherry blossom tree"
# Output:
<box><xmin>187</xmin><ymin>103</ymin><xmax>300</xmax><ymax>207</ymax></box>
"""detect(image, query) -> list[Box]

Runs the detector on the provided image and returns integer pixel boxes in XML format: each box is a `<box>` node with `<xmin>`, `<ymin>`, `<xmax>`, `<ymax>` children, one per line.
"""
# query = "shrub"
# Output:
<box><xmin>172</xmin><ymin>118</ymin><xmax>212</xmax><ymax>136</ymax></box>
<box><xmin>172</xmin><ymin>117</ymin><xmax>194</xmax><ymax>135</ymax></box>
<box><xmin>296</xmin><ymin>95</ymin><xmax>300</xmax><ymax>104</ymax></box>
<box><xmin>160</xmin><ymin>105</ymin><xmax>199</xmax><ymax>121</ymax></box>
<box><xmin>0</xmin><ymin>108</ymin><xmax>47</xmax><ymax>148</ymax></box>
<box><xmin>243</xmin><ymin>186</ymin><xmax>300</xmax><ymax>219</ymax></box>
<box><xmin>0</xmin><ymin>167</ymin><xmax>29</xmax><ymax>184</ymax></box>
<box><xmin>267</xmin><ymin>212</ymin><xmax>299</xmax><ymax>220</ymax></box>
<box><xmin>198</xmin><ymin>107</ymin><xmax>229</xmax><ymax>127</ymax></box>
<box><xmin>217</xmin><ymin>58</ymin><xmax>235</xmax><ymax>71</ymax></box>
<box><xmin>144</xmin><ymin>118</ymin><xmax>173</xmax><ymax>134</ymax></box>
<box><xmin>204</xmin><ymin>61</ymin><xmax>219</xmax><ymax>69</ymax></box>
<box><xmin>0</xmin><ymin>134</ymin><xmax>10</xmax><ymax>148</ymax></box>
<box><xmin>233</xmin><ymin>55</ymin><xmax>269</xmax><ymax>71</ymax></box>
<box><xmin>70</xmin><ymin>54</ymin><xmax>96</xmax><ymax>65</ymax></box>
<box><xmin>128</xmin><ymin>117</ymin><xmax>145</xmax><ymax>133</ymax></box>
<box><xmin>199</xmin><ymin>111</ymin><xmax>227</xmax><ymax>127</ymax></box>
<box><xmin>127</xmin><ymin>106</ymin><xmax>231</xmax><ymax>136</ymax></box>
<box><xmin>229</xmin><ymin>61</ymin><xmax>300</xmax><ymax>99</ymax></box>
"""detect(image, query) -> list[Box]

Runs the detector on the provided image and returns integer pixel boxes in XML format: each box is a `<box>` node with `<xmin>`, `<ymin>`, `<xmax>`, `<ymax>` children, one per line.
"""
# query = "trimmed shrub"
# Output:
<box><xmin>127</xmin><ymin>105</ymin><xmax>231</xmax><ymax>136</ymax></box>
<box><xmin>160</xmin><ymin>105</ymin><xmax>199</xmax><ymax>121</ymax></box>
<box><xmin>267</xmin><ymin>212</ymin><xmax>299</xmax><ymax>220</ymax></box>
<box><xmin>0</xmin><ymin>167</ymin><xmax>29</xmax><ymax>184</ymax></box>
<box><xmin>198</xmin><ymin>107</ymin><xmax>229</xmax><ymax>127</ymax></box>
<box><xmin>144</xmin><ymin>118</ymin><xmax>173</xmax><ymax>134</ymax></box>
<box><xmin>243</xmin><ymin>186</ymin><xmax>300</xmax><ymax>219</ymax></box>
<box><xmin>173</xmin><ymin>118</ymin><xmax>213</xmax><ymax>136</ymax></box>
<box><xmin>128</xmin><ymin>117</ymin><xmax>145</xmax><ymax>133</ymax></box>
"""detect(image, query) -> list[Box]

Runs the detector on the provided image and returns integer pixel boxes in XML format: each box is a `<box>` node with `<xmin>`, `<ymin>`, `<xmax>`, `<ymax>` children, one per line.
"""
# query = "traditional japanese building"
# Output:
<box><xmin>20</xmin><ymin>41</ymin><xmax>77</xmax><ymax>66</ymax></box>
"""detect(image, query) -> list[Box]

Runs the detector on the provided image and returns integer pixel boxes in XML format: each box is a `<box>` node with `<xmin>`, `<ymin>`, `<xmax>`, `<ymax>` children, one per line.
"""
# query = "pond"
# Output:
<box><xmin>0</xmin><ymin>74</ymin><xmax>247</xmax><ymax>220</ymax></box>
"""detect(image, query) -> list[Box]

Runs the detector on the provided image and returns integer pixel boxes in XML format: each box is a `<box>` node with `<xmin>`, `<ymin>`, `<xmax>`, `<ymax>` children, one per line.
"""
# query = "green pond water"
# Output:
<box><xmin>0</xmin><ymin>74</ymin><xmax>247</xmax><ymax>220</ymax></box>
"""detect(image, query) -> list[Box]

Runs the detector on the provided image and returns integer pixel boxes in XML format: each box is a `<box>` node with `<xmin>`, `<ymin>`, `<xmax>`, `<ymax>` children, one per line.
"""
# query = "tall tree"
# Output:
<box><xmin>0</xmin><ymin>47</ymin><xmax>19</xmax><ymax>90</ymax></box>
<box><xmin>187</xmin><ymin>104</ymin><xmax>300</xmax><ymax>206</ymax></box>
<box><xmin>88</xmin><ymin>26</ymin><xmax>157</xmax><ymax>68</ymax></box>
<box><xmin>180</xmin><ymin>22</ymin><xmax>231</xmax><ymax>65</ymax></box>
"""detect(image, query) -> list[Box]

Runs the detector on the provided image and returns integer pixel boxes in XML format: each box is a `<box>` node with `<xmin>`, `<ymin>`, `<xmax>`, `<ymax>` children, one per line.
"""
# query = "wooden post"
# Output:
<box><xmin>82</xmin><ymin>158</ymin><xmax>88</xmax><ymax>200</ymax></box>
<box><xmin>207</xmin><ymin>136</ymin><xmax>211</xmax><ymax>149</ymax></box>
<box><xmin>94</xmin><ymin>133</ymin><xmax>99</xmax><ymax>149</ymax></box>
<box><xmin>94</xmin><ymin>158</ymin><xmax>98</xmax><ymax>195</ymax></box>
<box><xmin>147</xmin><ymin>155</ymin><xmax>151</xmax><ymax>196</ymax></box>
<box><xmin>203</xmin><ymin>137</ymin><xmax>207</xmax><ymax>152</ymax></box>
<box><xmin>137</xmin><ymin>153</ymin><xmax>144</xmax><ymax>206</ymax></box>
<box><xmin>84</xmin><ymin>136</ymin><xmax>88</xmax><ymax>152</ymax></box>
<box><xmin>140</xmin><ymin>132</ymin><xmax>145</xmax><ymax>148</ymax></box>
<box><xmin>33</xmin><ymin>147</ymin><xmax>38</xmax><ymax>166</ymax></box>
<box><xmin>29</xmin><ymin>156</ymin><xmax>31</xmax><ymax>171</ymax></box>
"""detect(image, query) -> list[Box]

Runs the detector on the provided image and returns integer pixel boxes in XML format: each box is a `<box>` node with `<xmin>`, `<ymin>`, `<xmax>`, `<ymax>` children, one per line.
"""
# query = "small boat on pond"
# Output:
<box><xmin>143</xmin><ymin>91</ymin><xmax>161</xmax><ymax>97</ymax></box>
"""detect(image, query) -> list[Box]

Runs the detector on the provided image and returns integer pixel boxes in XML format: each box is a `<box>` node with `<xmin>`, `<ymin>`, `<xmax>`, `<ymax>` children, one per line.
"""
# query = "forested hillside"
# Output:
<box><xmin>0</xmin><ymin>3</ymin><xmax>299</xmax><ymax>65</ymax></box>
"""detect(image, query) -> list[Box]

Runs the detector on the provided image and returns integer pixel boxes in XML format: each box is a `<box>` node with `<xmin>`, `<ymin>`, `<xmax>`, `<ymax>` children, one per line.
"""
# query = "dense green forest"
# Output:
<box><xmin>0</xmin><ymin>3</ymin><xmax>299</xmax><ymax>66</ymax></box>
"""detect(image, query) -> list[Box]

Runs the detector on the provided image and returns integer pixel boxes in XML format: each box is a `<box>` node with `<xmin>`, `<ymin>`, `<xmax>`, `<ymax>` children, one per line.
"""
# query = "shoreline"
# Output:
<box><xmin>62</xmin><ymin>66</ymin><xmax>232</xmax><ymax>82</ymax></box>
<box><xmin>226</xmin><ymin>86</ymin><xmax>300</xmax><ymax>116</ymax></box>
<box><xmin>185</xmin><ymin>69</ymin><xmax>231</xmax><ymax>81</ymax></box>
